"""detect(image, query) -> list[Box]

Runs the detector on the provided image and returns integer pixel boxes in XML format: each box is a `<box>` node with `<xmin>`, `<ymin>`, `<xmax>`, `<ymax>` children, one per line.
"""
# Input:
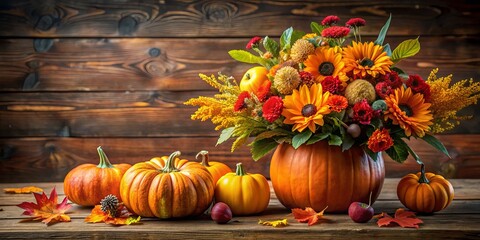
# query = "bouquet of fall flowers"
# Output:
<box><xmin>185</xmin><ymin>15</ymin><xmax>479</xmax><ymax>162</ymax></box>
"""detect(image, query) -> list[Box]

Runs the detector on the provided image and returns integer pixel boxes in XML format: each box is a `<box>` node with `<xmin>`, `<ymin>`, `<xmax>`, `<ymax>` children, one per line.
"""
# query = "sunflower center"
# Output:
<box><xmin>399</xmin><ymin>104</ymin><xmax>413</xmax><ymax>117</ymax></box>
<box><xmin>319</xmin><ymin>62</ymin><xmax>334</xmax><ymax>76</ymax></box>
<box><xmin>360</xmin><ymin>58</ymin><xmax>374</xmax><ymax>67</ymax></box>
<box><xmin>301</xmin><ymin>104</ymin><xmax>317</xmax><ymax>117</ymax></box>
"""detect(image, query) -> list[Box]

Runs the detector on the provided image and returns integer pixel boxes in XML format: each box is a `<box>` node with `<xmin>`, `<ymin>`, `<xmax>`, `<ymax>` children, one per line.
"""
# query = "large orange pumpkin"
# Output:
<box><xmin>119</xmin><ymin>151</ymin><xmax>215</xmax><ymax>218</ymax></box>
<box><xmin>397</xmin><ymin>164</ymin><xmax>454</xmax><ymax>213</ymax></box>
<box><xmin>270</xmin><ymin>141</ymin><xmax>385</xmax><ymax>213</ymax></box>
<box><xmin>195</xmin><ymin>150</ymin><xmax>232</xmax><ymax>184</ymax></box>
<box><xmin>63</xmin><ymin>146</ymin><xmax>131</xmax><ymax>206</ymax></box>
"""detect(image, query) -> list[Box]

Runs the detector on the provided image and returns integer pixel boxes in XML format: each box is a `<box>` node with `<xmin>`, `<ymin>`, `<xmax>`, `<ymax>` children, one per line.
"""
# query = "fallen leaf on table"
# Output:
<box><xmin>258</xmin><ymin>218</ymin><xmax>288</xmax><ymax>227</ymax></box>
<box><xmin>4</xmin><ymin>186</ymin><xmax>43</xmax><ymax>194</ymax></box>
<box><xmin>292</xmin><ymin>206</ymin><xmax>329</xmax><ymax>226</ymax></box>
<box><xmin>375</xmin><ymin>208</ymin><xmax>423</xmax><ymax>228</ymax></box>
<box><xmin>85</xmin><ymin>204</ymin><xmax>140</xmax><ymax>225</ymax></box>
<box><xmin>16</xmin><ymin>188</ymin><xmax>71</xmax><ymax>225</ymax></box>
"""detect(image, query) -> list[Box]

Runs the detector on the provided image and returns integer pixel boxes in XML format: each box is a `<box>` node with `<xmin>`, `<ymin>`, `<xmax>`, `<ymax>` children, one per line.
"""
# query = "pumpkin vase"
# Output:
<box><xmin>270</xmin><ymin>141</ymin><xmax>385</xmax><ymax>213</ymax></box>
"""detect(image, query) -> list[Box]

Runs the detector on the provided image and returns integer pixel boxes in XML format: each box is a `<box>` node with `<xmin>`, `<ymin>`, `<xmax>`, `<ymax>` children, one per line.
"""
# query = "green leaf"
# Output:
<box><xmin>310</xmin><ymin>22</ymin><xmax>324</xmax><ymax>35</ymax></box>
<box><xmin>405</xmin><ymin>144</ymin><xmax>423</xmax><ymax>165</ymax></box>
<box><xmin>421</xmin><ymin>134</ymin><xmax>451</xmax><ymax>158</ymax></box>
<box><xmin>280</xmin><ymin>27</ymin><xmax>293</xmax><ymax>50</ymax></box>
<box><xmin>383</xmin><ymin>43</ymin><xmax>392</xmax><ymax>56</ymax></box>
<box><xmin>328</xmin><ymin>134</ymin><xmax>342</xmax><ymax>146</ymax></box>
<box><xmin>216</xmin><ymin>127</ymin><xmax>235</xmax><ymax>146</ymax></box>
<box><xmin>364</xmin><ymin>147</ymin><xmax>379</xmax><ymax>161</ymax></box>
<box><xmin>263</xmin><ymin>36</ymin><xmax>280</xmax><ymax>58</ymax></box>
<box><xmin>391</xmin><ymin>38</ymin><xmax>420</xmax><ymax>63</ymax></box>
<box><xmin>307</xmin><ymin>132</ymin><xmax>330</xmax><ymax>145</ymax></box>
<box><xmin>291</xmin><ymin>30</ymin><xmax>306</xmax><ymax>46</ymax></box>
<box><xmin>391</xmin><ymin>67</ymin><xmax>405</xmax><ymax>75</ymax></box>
<box><xmin>228</xmin><ymin>50</ymin><xmax>267</xmax><ymax>67</ymax></box>
<box><xmin>385</xmin><ymin>138</ymin><xmax>409</xmax><ymax>163</ymax></box>
<box><xmin>375</xmin><ymin>14</ymin><xmax>392</xmax><ymax>46</ymax></box>
<box><xmin>254</xmin><ymin>130</ymin><xmax>287</xmax><ymax>142</ymax></box>
<box><xmin>250</xmin><ymin>138</ymin><xmax>279</xmax><ymax>161</ymax></box>
<box><xmin>231</xmin><ymin>133</ymin><xmax>249</xmax><ymax>152</ymax></box>
<box><xmin>292</xmin><ymin>130</ymin><xmax>313</xmax><ymax>149</ymax></box>
<box><xmin>341</xmin><ymin>134</ymin><xmax>355</xmax><ymax>151</ymax></box>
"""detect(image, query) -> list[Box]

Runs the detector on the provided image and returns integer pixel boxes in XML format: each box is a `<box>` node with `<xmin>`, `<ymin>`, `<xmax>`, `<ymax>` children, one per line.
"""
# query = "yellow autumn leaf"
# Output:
<box><xmin>4</xmin><ymin>186</ymin><xmax>43</xmax><ymax>194</ymax></box>
<box><xmin>258</xmin><ymin>218</ymin><xmax>288</xmax><ymax>227</ymax></box>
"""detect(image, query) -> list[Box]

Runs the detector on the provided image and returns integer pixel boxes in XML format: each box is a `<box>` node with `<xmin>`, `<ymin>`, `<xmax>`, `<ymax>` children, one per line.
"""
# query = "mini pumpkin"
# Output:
<box><xmin>63</xmin><ymin>146</ymin><xmax>131</xmax><ymax>206</ymax></box>
<box><xmin>215</xmin><ymin>163</ymin><xmax>270</xmax><ymax>216</ymax></box>
<box><xmin>120</xmin><ymin>151</ymin><xmax>214</xmax><ymax>218</ymax></box>
<box><xmin>195</xmin><ymin>150</ymin><xmax>232</xmax><ymax>184</ymax></box>
<box><xmin>397</xmin><ymin>164</ymin><xmax>454</xmax><ymax>213</ymax></box>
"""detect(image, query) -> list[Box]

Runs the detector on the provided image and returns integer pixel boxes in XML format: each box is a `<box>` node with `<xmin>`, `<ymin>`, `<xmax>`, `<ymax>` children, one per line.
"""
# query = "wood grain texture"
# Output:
<box><xmin>0</xmin><ymin>37</ymin><xmax>478</xmax><ymax>91</ymax></box>
<box><xmin>0</xmin><ymin>0</ymin><xmax>478</xmax><ymax>37</ymax></box>
<box><xmin>0</xmin><ymin>180</ymin><xmax>479</xmax><ymax>240</ymax></box>
<box><xmin>0</xmin><ymin>135</ymin><xmax>478</xmax><ymax>182</ymax></box>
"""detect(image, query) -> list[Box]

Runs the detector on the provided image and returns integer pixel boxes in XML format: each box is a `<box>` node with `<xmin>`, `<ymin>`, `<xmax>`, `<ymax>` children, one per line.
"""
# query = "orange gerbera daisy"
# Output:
<box><xmin>384</xmin><ymin>87</ymin><xmax>433</xmax><ymax>137</ymax></box>
<box><xmin>303</xmin><ymin>47</ymin><xmax>348</xmax><ymax>84</ymax></box>
<box><xmin>282</xmin><ymin>83</ymin><xmax>331</xmax><ymax>133</ymax></box>
<box><xmin>343</xmin><ymin>41</ymin><xmax>393</xmax><ymax>79</ymax></box>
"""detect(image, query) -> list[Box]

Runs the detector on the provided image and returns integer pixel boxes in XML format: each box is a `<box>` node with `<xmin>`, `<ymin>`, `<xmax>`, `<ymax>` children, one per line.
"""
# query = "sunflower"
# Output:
<box><xmin>384</xmin><ymin>87</ymin><xmax>433</xmax><ymax>137</ymax></box>
<box><xmin>303</xmin><ymin>47</ymin><xmax>348</xmax><ymax>85</ymax></box>
<box><xmin>282</xmin><ymin>83</ymin><xmax>331</xmax><ymax>133</ymax></box>
<box><xmin>343</xmin><ymin>41</ymin><xmax>393</xmax><ymax>79</ymax></box>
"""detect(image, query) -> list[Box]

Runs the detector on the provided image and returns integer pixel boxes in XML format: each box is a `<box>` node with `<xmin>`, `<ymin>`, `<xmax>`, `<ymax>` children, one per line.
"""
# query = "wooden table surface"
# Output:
<box><xmin>0</xmin><ymin>179</ymin><xmax>479</xmax><ymax>239</ymax></box>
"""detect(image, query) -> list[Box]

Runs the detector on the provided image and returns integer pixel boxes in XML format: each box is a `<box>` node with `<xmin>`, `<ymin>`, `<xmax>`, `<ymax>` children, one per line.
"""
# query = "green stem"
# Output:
<box><xmin>162</xmin><ymin>151</ymin><xmax>181</xmax><ymax>173</ymax></box>
<box><xmin>196</xmin><ymin>150</ymin><xmax>210</xmax><ymax>167</ymax></box>
<box><xmin>235</xmin><ymin>163</ymin><xmax>247</xmax><ymax>176</ymax></box>
<box><xmin>418</xmin><ymin>164</ymin><xmax>430</xmax><ymax>184</ymax></box>
<box><xmin>97</xmin><ymin>146</ymin><xmax>114</xmax><ymax>168</ymax></box>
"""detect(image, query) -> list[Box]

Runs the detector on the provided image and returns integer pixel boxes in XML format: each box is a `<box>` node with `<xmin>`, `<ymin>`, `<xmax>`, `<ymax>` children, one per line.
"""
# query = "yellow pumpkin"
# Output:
<box><xmin>397</xmin><ymin>164</ymin><xmax>454</xmax><ymax>213</ymax></box>
<box><xmin>195</xmin><ymin>150</ymin><xmax>232</xmax><ymax>184</ymax></box>
<box><xmin>215</xmin><ymin>163</ymin><xmax>270</xmax><ymax>216</ymax></box>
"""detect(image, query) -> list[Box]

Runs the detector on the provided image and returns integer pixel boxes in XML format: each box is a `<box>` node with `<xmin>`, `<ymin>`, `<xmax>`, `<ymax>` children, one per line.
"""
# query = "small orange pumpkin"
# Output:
<box><xmin>195</xmin><ymin>150</ymin><xmax>232</xmax><ymax>184</ymax></box>
<box><xmin>120</xmin><ymin>151</ymin><xmax>214</xmax><ymax>218</ymax></box>
<box><xmin>397</xmin><ymin>164</ymin><xmax>454</xmax><ymax>213</ymax></box>
<box><xmin>63</xmin><ymin>146</ymin><xmax>131</xmax><ymax>206</ymax></box>
<box><xmin>215</xmin><ymin>163</ymin><xmax>270</xmax><ymax>216</ymax></box>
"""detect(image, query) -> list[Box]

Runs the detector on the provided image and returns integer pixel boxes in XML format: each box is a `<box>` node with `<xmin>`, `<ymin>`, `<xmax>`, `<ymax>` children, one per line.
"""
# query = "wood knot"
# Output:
<box><xmin>33</xmin><ymin>39</ymin><xmax>54</xmax><ymax>53</ymax></box>
<box><xmin>23</xmin><ymin>72</ymin><xmax>39</xmax><ymax>90</ymax></box>
<box><xmin>35</xmin><ymin>15</ymin><xmax>56</xmax><ymax>31</ymax></box>
<box><xmin>118</xmin><ymin>16</ymin><xmax>138</xmax><ymax>35</ymax></box>
<box><xmin>149</xmin><ymin>48</ymin><xmax>161</xmax><ymax>57</ymax></box>
<box><xmin>201</xmin><ymin>1</ymin><xmax>237</xmax><ymax>23</ymax></box>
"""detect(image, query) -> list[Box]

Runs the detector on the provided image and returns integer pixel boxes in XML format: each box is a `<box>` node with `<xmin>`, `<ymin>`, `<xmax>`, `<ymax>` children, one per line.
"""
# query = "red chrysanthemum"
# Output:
<box><xmin>375</xmin><ymin>82</ymin><xmax>393</xmax><ymax>99</ymax></box>
<box><xmin>321</xmin><ymin>76</ymin><xmax>343</xmax><ymax>94</ymax></box>
<box><xmin>321</xmin><ymin>26</ymin><xmax>351</xmax><ymax>38</ymax></box>
<box><xmin>367</xmin><ymin>128</ymin><xmax>394</xmax><ymax>152</ymax></box>
<box><xmin>321</xmin><ymin>15</ymin><xmax>340</xmax><ymax>26</ymax></box>
<box><xmin>256</xmin><ymin>80</ymin><xmax>272</xmax><ymax>102</ymax></box>
<box><xmin>380</xmin><ymin>71</ymin><xmax>403</xmax><ymax>89</ymax></box>
<box><xmin>327</xmin><ymin>95</ymin><xmax>348</xmax><ymax>112</ymax></box>
<box><xmin>246</xmin><ymin>36</ymin><xmax>262</xmax><ymax>49</ymax></box>
<box><xmin>299</xmin><ymin>71</ymin><xmax>317</xmax><ymax>87</ymax></box>
<box><xmin>346</xmin><ymin>18</ymin><xmax>366</xmax><ymax>27</ymax></box>
<box><xmin>353</xmin><ymin>99</ymin><xmax>375</xmax><ymax>125</ymax></box>
<box><xmin>262</xmin><ymin>96</ymin><xmax>284</xmax><ymax>123</ymax></box>
<box><xmin>234</xmin><ymin>91</ymin><xmax>251</xmax><ymax>111</ymax></box>
<box><xmin>406</xmin><ymin>75</ymin><xmax>431</xmax><ymax>102</ymax></box>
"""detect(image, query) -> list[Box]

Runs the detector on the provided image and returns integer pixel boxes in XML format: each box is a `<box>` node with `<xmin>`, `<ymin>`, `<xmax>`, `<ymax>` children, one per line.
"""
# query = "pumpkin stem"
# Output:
<box><xmin>418</xmin><ymin>164</ymin><xmax>430</xmax><ymax>184</ymax></box>
<box><xmin>196</xmin><ymin>150</ymin><xmax>210</xmax><ymax>167</ymax></box>
<box><xmin>162</xmin><ymin>151</ymin><xmax>181</xmax><ymax>173</ymax></box>
<box><xmin>235</xmin><ymin>163</ymin><xmax>247</xmax><ymax>176</ymax></box>
<box><xmin>97</xmin><ymin>146</ymin><xmax>114</xmax><ymax>168</ymax></box>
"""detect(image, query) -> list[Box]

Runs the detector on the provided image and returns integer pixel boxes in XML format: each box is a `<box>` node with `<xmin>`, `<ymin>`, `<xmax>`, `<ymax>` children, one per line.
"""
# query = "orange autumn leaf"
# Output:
<box><xmin>4</xmin><ymin>186</ymin><xmax>43</xmax><ymax>194</ymax></box>
<box><xmin>85</xmin><ymin>204</ymin><xmax>141</xmax><ymax>225</ymax></box>
<box><xmin>375</xmin><ymin>208</ymin><xmax>423</xmax><ymax>229</ymax></box>
<box><xmin>292</xmin><ymin>206</ymin><xmax>328</xmax><ymax>226</ymax></box>
<box><xmin>16</xmin><ymin>188</ymin><xmax>71</xmax><ymax>225</ymax></box>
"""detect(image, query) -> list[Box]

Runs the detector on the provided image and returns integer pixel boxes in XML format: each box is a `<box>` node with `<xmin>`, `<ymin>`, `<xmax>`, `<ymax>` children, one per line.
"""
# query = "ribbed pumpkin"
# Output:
<box><xmin>397</xmin><ymin>164</ymin><xmax>454</xmax><ymax>213</ymax></box>
<box><xmin>195</xmin><ymin>150</ymin><xmax>232</xmax><ymax>184</ymax></box>
<box><xmin>119</xmin><ymin>151</ymin><xmax>214</xmax><ymax>218</ymax></box>
<box><xmin>270</xmin><ymin>141</ymin><xmax>385</xmax><ymax>213</ymax></box>
<box><xmin>63</xmin><ymin>146</ymin><xmax>131</xmax><ymax>206</ymax></box>
<box><xmin>215</xmin><ymin>163</ymin><xmax>270</xmax><ymax>216</ymax></box>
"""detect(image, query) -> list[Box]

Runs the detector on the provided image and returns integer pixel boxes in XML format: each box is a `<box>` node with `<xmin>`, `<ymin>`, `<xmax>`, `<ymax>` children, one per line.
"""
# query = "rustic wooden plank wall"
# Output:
<box><xmin>0</xmin><ymin>0</ymin><xmax>479</xmax><ymax>182</ymax></box>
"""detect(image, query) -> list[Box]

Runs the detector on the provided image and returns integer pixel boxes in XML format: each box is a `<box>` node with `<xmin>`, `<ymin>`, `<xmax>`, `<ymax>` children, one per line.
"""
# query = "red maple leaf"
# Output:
<box><xmin>375</xmin><ymin>208</ymin><xmax>423</xmax><ymax>228</ymax></box>
<box><xmin>292</xmin><ymin>207</ymin><xmax>329</xmax><ymax>226</ymax></box>
<box><xmin>16</xmin><ymin>188</ymin><xmax>71</xmax><ymax>225</ymax></box>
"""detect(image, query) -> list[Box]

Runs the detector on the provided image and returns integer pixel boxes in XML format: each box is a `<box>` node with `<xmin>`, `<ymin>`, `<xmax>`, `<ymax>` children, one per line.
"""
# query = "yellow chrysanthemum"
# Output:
<box><xmin>384</xmin><ymin>87</ymin><xmax>433</xmax><ymax>137</ymax></box>
<box><xmin>343</xmin><ymin>41</ymin><xmax>393</xmax><ymax>79</ymax></box>
<box><xmin>303</xmin><ymin>47</ymin><xmax>348</xmax><ymax>84</ymax></box>
<box><xmin>282</xmin><ymin>83</ymin><xmax>331</xmax><ymax>133</ymax></box>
